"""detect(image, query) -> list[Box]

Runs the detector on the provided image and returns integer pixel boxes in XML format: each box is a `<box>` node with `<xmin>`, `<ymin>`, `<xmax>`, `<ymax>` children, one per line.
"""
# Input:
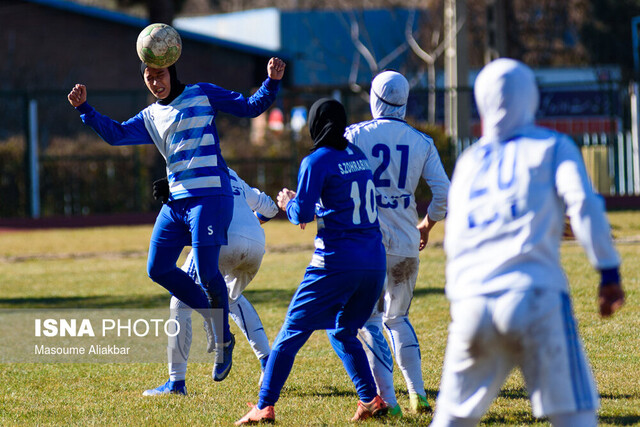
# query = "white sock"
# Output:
<box><xmin>168</xmin><ymin>297</ymin><xmax>192</xmax><ymax>382</ymax></box>
<box><xmin>229</xmin><ymin>295</ymin><xmax>270</xmax><ymax>361</ymax></box>
<box><xmin>384</xmin><ymin>316</ymin><xmax>424</xmax><ymax>395</ymax></box>
<box><xmin>358</xmin><ymin>314</ymin><xmax>397</xmax><ymax>407</ymax></box>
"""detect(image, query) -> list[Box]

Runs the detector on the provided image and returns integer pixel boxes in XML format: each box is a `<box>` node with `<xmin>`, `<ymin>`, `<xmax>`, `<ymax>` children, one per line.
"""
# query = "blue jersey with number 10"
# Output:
<box><xmin>286</xmin><ymin>144</ymin><xmax>386</xmax><ymax>271</ymax></box>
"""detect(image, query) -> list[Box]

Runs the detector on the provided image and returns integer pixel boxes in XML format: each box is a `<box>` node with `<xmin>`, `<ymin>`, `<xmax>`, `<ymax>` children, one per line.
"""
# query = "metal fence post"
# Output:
<box><xmin>28</xmin><ymin>98</ymin><xmax>40</xmax><ymax>218</ymax></box>
<box><xmin>630</xmin><ymin>82</ymin><xmax>640</xmax><ymax>194</ymax></box>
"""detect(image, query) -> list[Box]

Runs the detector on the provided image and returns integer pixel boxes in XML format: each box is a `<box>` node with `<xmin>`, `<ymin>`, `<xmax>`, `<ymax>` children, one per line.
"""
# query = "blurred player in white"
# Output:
<box><xmin>431</xmin><ymin>58</ymin><xmax>624</xmax><ymax>426</ymax></box>
<box><xmin>345</xmin><ymin>70</ymin><xmax>450</xmax><ymax>415</ymax></box>
<box><xmin>143</xmin><ymin>168</ymin><xmax>278</xmax><ymax>395</ymax></box>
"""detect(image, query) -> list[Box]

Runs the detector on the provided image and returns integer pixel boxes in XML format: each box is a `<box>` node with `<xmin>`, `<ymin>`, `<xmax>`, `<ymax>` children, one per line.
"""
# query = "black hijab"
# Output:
<box><xmin>140</xmin><ymin>62</ymin><xmax>185</xmax><ymax>105</ymax></box>
<box><xmin>308</xmin><ymin>98</ymin><xmax>349</xmax><ymax>152</ymax></box>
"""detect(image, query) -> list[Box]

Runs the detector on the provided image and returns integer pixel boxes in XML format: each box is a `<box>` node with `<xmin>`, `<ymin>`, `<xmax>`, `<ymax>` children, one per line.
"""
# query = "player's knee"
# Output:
<box><xmin>383</xmin><ymin>315</ymin><xmax>409</xmax><ymax>330</ymax></box>
<box><xmin>328</xmin><ymin>326</ymin><xmax>358</xmax><ymax>343</ymax></box>
<box><xmin>147</xmin><ymin>261</ymin><xmax>172</xmax><ymax>282</ymax></box>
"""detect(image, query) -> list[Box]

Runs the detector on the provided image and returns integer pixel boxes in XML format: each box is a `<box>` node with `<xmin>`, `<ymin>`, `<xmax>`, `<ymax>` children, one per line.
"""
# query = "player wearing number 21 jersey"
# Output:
<box><xmin>236</xmin><ymin>98</ymin><xmax>388</xmax><ymax>424</ymax></box>
<box><xmin>345</xmin><ymin>70</ymin><xmax>450</xmax><ymax>415</ymax></box>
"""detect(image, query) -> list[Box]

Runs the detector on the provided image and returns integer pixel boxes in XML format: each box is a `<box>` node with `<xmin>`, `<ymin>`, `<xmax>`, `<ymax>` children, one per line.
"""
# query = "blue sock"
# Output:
<box><xmin>258</xmin><ymin>328</ymin><xmax>312</xmax><ymax>409</ymax></box>
<box><xmin>328</xmin><ymin>329</ymin><xmax>378</xmax><ymax>402</ymax></box>
<box><xmin>259</xmin><ymin>355</ymin><xmax>269</xmax><ymax>371</ymax></box>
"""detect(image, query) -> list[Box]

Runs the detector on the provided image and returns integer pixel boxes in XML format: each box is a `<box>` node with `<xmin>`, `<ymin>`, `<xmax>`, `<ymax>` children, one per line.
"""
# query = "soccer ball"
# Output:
<box><xmin>136</xmin><ymin>23</ymin><xmax>182</xmax><ymax>69</ymax></box>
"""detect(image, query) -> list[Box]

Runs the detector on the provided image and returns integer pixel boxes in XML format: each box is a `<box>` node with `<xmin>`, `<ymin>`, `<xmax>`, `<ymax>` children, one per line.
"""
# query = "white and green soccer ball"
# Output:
<box><xmin>136</xmin><ymin>23</ymin><xmax>182</xmax><ymax>69</ymax></box>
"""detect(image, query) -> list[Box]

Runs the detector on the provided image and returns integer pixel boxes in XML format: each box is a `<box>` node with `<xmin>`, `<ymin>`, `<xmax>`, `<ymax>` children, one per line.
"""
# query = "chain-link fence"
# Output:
<box><xmin>0</xmin><ymin>80</ymin><xmax>628</xmax><ymax>219</ymax></box>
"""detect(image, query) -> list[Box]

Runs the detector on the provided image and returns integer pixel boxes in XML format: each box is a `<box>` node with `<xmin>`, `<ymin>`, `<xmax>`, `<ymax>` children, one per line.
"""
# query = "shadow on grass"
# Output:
<box><xmin>413</xmin><ymin>287</ymin><xmax>445</xmax><ymax>298</ymax></box>
<box><xmin>289</xmin><ymin>384</ymin><xmax>358</xmax><ymax>399</ymax></box>
<box><xmin>0</xmin><ymin>288</ymin><xmax>297</xmax><ymax>309</ymax></box>
<box><xmin>482</xmin><ymin>411</ymin><xmax>539</xmax><ymax>424</ymax></box>
<box><xmin>243</xmin><ymin>289</ymin><xmax>296</xmax><ymax>308</ymax></box>
<box><xmin>598</xmin><ymin>415</ymin><xmax>640</xmax><ymax>425</ymax></box>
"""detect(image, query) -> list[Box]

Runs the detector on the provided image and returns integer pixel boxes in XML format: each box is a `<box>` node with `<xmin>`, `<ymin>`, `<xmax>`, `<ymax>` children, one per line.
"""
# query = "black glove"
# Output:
<box><xmin>152</xmin><ymin>177</ymin><xmax>170</xmax><ymax>203</ymax></box>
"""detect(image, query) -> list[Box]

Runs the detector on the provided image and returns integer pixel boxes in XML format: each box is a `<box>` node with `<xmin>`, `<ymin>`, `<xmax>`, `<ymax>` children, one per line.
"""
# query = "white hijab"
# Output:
<box><xmin>474</xmin><ymin>58</ymin><xmax>539</xmax><ymax>141</ymax></box>
<box><xmin>370</xmin><ymin>71</ymin><xmax>409</xmax><ymax>120</ymax></box>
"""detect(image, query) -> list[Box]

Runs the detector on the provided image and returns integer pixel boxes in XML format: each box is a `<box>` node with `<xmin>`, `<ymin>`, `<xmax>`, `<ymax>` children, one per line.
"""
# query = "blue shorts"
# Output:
<box><xmin>283</xmin><ymin>267</ymin><xmax>386</xmax><ymax>331</ymax></box>
<box><xmin>150</xmin><ymin>195</ymin><xmax>233</xmax><ymax>248</ymax></box>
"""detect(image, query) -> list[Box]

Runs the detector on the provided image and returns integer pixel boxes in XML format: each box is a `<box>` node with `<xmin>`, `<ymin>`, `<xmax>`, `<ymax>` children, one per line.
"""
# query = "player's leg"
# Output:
<box><xmin>381</xmin><ymin>255</ymin><xmax>427</xmax><ymax>411</ymax></box>
<box><xmin>143</xmin><ymin>296</ymin><xmax>192</xmax><ymax>396</ymax></box>
<box><xmin>147</xmin><ymin>203</ymin><xmax>209</xmax><ymax>310</ymax></box>
<box><xmin>222</xmin><ymin>237</ymin><xmax>270</xmax><ymax>369</ymax></box>
<box><xmin>329</xmin><ymin>270</ymin><xmax>384</xmax><ymax>403</ymax></box>
<box><xmin>189</xmin><ymin>195</ymin><xmax>234</xmax><ymax>381</ymax></box>
<box><xmin>236</xmin><ymin>325</ymin><xmax>312</xmax><ymax>425</ymax></box>
<box><xmin>147</xmin><ymin>245</ymin><xmax>210</xmax><ymax>311</ymax></box>
<box><xmin>357</xmin><ymin>283</ymin><xmax>398</xmax><ymax>411</ymax></box>
<box><xmin>257</xmin><ymin>326</ymin><xmax>313</xmax><ymax>409</ymax></box>
<box><xmin>432</xmin><ymin>295</ymin><xmax>513</xmax><ymax>425</ymax></box>
<box><xmin>254</xmin><ymin>267</ymin><xmax>361</xmax><ymax>410</ymax></box>
<box><xmin>329</xmin><ymin>269</ymin><xmax>388</xmax><ymax>421</ymax></box>
<box><xmin>502</xmin><ymin>290</ymin><xmax>599</xmax><ymax>425</ymax></box>
<box><xmin>230</xmin><ymin>295</ymin><xmax>270</xmax><ymax>366</ymax></box>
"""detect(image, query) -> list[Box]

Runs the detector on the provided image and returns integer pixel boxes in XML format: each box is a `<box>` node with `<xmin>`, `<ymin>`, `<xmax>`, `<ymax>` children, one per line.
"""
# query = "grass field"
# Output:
<box><xmin>0</xmin><ymin>212</ymin><xmax>638</xmax><ymax>425</ymax></box>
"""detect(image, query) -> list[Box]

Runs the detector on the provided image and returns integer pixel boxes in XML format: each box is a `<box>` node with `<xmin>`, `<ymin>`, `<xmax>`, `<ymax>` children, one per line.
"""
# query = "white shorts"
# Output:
<box><xmin>219</xmin><ymin>235</ymin><xmax>264</xmax><ymax>301</ymax></box>
<box><xmin>436</xmin><ymin>289</ymin><xmax>599</xmax><ymax>419</ymax></box>
<box><xmin>181</xmin><ymin>233</ymin><xmax>265</xmax><ymax>302</ymax></box>
<box><xmin>371</xmin><ymin>255</ymin><xmax>419</xmax><ymax>320</ymax></box>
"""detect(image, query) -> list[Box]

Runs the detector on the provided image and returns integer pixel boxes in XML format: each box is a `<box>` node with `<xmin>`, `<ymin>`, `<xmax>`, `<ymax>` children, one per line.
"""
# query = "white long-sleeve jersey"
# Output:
<box><xmin>445</xmin><ymin>58</ymin><xmax>619</xmax><ymax>301</ymax></box>
<box><xmin>345</xmin><ymin>118</ymin><xmax>450</xmax><ymax>257</ymax></box>
<box><xmin>227</xmin><ymin>168</ymin><xmax>278</xmax><ymax>247</ymax></box>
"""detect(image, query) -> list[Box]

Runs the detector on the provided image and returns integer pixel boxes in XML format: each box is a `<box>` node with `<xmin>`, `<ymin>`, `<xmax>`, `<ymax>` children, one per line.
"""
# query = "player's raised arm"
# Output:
<box><xmin>67</xmin><ymin>84</ymin><xmax>87</xmax><ymax>107</ymax></box>
<box><xmin>267</xmin><ymin>57</ymin><xmax>286</xmax><ymax>80</ymax></box>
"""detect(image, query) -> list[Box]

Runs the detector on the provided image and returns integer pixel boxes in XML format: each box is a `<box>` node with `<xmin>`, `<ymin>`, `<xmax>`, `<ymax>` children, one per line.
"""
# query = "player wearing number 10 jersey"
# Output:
<box><xmin>345</xmin><ymin>71</ymin><xmax>450</xmax><ymax>414</ymax></box>
<box><xmin>236</xmin><ymin>98</ymin><xmax>388</xmax><ymax>424</ymax></box>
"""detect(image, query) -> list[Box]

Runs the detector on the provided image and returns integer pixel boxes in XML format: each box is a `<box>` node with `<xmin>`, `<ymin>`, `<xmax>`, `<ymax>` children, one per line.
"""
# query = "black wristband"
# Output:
<box><xmin>599</xmin><ymin>267</ymin><xmax>620</xmax><ymax>287</ymax></box>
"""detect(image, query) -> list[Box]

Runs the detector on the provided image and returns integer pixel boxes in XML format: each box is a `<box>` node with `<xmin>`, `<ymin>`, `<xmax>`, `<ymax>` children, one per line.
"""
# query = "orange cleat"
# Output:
<box><xmin>351</xmin><ymin>395</ymin><xmax>389</xmax><ymax>422</ymax></box>
<box><xmin>235</xmin><ymin>403</ymin><xmax>275</xmax><ymax>425</ymax></box>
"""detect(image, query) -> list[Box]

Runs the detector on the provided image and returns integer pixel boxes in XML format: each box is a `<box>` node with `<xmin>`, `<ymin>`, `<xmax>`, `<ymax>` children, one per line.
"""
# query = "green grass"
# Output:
<box><xmin>0</xmin><ymin>213</ymin><xmax>638</xmax><ymax>425</ymax></box>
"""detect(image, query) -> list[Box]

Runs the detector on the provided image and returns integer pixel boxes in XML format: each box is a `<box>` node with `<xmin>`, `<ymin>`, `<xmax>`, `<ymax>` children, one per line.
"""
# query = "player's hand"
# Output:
<box><xmin>598</xmin><ymin>283</ymin><xmax>624</xmax><ymax>317</ymax></box>
<box><xmin>67</xmin><ymin>84</ymin><xmax>87</xmax><ymax>107</ymax></box>
<box><xmin>268</xmin><ymin>57</ymin><xmax>286</xmax><ymax>80</ymax></box>
<box><xmin>277</xmin><ymin>188</ymin><xmax>296</xmax><ymax>211</ymax></box>
<box><xmin>152</xmin><ymin>177</ymin><xmax>170</xmax><ymax>203</ymax></box>
<box><xmin>417</xmin><ymin>215</ymin><xmax>437</xmax><ymax>251</ymax></box>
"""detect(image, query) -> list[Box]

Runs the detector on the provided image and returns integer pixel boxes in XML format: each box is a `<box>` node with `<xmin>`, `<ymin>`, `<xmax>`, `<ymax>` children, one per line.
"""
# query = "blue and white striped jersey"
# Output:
<box><xmin>77</xmin><ymin>78</ymin><xmax>279</xmax><ymax>200</ymax></box>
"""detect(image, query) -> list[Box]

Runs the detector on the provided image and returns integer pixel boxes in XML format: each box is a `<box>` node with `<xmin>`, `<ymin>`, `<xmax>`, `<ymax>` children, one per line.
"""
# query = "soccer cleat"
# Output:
<box><xmin>142</xmin><ymin>379</ymin><xmax>187</xmax><ymax>396</ymax></box>
<box><xmin>409</xmin><ymin>393</ymin><xmax>432</xmax><ymax>414</ymax></box>
<box><xmin>351</xmin><ymin>395</ymin><xmax>389</xmax><ymax>421</ymax></box>
<box><xmin>234</xmin><ymin>403</ymin><xmax>275</xmax><ymax>425</ymax></box>
<box><xmin>212</xmin><ymin>334</ymin><xmax>235</xmax><ymax>381</ymax></box>
<box><xmin>389</xmin><ymin>403</ymin><xmax>403</xmax><ymax>418</ymax></box>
